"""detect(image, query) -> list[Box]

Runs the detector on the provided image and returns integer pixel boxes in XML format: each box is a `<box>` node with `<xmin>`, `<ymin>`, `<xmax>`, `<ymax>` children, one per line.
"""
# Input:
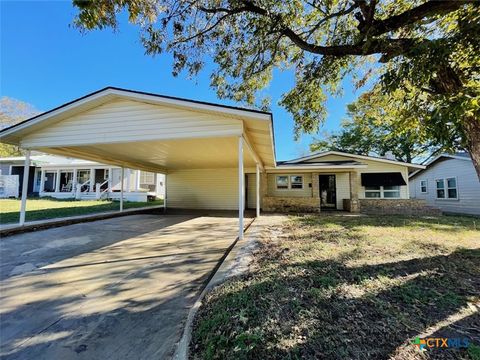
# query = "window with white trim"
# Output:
<box><xmin>365</xmin><ymin>186</ymin><xmax>381</xmax><ymax>198</ymax></box>
<box><xmin>276</xmin><ymin>175</ymin><xmax>303</xmax><ymax>190</ymax></box>
<box><xmin>290</xmin><ymin>175</ymin><xmax>304</xmax><ymax>189</ymax></box>
<box><xmin>436</xmin><ymin>178</ymin><xmax>458</xmax><ymax>199</ymax></box>
<box><xmin>365</xmin><ymin>185</ymin><xmax>401</xmax><ymax>198</ymax></box>
<box><xmin>420</xmin><ymin>180</ymin><xmax>427</xmax><ymax>193</ymax></box>
<box><xmin>276</xmin><ymin>176</ymin><xmax>288</xmax><ymax>189</ymax></box>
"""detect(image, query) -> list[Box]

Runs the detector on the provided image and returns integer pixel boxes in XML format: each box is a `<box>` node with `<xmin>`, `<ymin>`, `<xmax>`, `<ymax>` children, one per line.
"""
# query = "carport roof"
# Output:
<box><xmin>0</xmin><ymin>87</ymin><xmax>276</xmax><ymax>172</ymax></box>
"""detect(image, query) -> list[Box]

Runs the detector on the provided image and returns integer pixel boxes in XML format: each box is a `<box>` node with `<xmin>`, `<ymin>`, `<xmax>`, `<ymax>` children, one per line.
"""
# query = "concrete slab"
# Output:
<box><xmin>0</xmin><ymin>214</ymin><xmax>242</xmax><ymax>359</ymax></box>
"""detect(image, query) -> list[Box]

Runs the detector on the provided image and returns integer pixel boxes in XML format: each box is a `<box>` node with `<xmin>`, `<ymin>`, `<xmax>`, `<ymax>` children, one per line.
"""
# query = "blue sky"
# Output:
<box><xmin>1</xmin><ymin>1</ymin><xmax>360</xmax><ymax>160</ymax></box>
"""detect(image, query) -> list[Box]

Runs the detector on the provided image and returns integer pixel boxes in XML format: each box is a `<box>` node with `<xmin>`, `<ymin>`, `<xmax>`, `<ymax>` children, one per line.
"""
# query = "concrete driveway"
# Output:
<box><xmin>0</xmin><ymin>214</ymin><xmax>241</xmax><ymax>359</ymax></box>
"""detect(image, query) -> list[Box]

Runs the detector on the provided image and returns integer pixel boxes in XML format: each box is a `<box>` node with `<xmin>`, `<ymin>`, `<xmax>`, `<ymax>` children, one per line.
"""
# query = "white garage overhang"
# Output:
<box><xmin>0</xmin><ymin>87</ymin><xmax>275</xmax><ymax>173</ymax></box>
<box><xmin>0</xmin><ymin>87</ymin><xmax>275</xmax><ymax>237</ymax></box>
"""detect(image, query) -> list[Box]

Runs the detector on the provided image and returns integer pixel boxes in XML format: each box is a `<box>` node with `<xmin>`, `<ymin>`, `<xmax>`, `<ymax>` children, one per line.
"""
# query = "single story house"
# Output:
<box><xmin>0</xmin><ymin>154</ymin><xmax>164</xmax><ymax>201</ymax></box>
<box><xmin>0</xmin><ymin>87</ymin><xmax>433</xmax><ymax>235</ymax></box>
<box><xmin>409</xmin><ymin>153</ymin><xmax>480</xmax><ymax>216</ymax></box>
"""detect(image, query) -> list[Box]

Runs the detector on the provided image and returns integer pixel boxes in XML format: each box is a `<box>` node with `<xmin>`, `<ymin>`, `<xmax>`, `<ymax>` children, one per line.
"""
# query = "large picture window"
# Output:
<box><xmin>276</xmin><ymin>175</ymin><xmax>303</xmax><ymax>190</ymax></box>
<box><xmin>436</xmin><ymin>178</ymin><xmax>458</xmax><ymax>199</ymax></box>
<box><xmin>365</xmin><ymin>185</ymin><xmax>400</xmax><ymax>198</ymax></box>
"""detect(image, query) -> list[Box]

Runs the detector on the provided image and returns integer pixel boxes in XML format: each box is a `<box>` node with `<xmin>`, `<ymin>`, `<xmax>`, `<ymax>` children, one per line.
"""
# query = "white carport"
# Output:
<box><xmin>0</xmin><ymin>87</ymin><xmax>276</xmax><ymax>239</ymax></box>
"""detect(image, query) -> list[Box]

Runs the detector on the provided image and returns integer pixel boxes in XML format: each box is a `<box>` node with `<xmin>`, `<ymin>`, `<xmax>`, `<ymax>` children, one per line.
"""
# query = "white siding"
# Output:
<box><xmin>21</xmin><ymin>99</ymin><xmax>243</xmax><ymax>148</ymax></box>
<box><xmin>167</xmin><ymin>168</ymin><xmax>239</xmax><ymax>210</ymax></box>
<box><xmin>410</xmin><ymin>158</ymin><xmax>480</xmax><ymax>215</ymax></box>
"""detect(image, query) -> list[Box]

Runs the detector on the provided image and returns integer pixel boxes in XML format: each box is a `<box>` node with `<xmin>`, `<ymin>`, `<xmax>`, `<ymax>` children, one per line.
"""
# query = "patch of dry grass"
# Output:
<box><xmin>191</xmin><ymin>215</ymin><xmax>480</xmax><ymax>360</ymax></box>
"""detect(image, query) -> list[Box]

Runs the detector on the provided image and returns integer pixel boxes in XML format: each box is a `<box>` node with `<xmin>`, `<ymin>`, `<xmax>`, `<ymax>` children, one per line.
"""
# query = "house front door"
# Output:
<box><xmin>319</xmin><ymin>175</ymin><xmax>336</xmax><ymax>209</ymax></box>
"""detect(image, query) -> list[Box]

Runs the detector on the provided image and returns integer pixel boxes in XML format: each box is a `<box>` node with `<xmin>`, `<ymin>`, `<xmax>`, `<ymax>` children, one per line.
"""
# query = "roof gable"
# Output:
<box><xmin>283</xmin><ymin>151</ymin><xmax>425</xmax><ymax>169</ymax></box>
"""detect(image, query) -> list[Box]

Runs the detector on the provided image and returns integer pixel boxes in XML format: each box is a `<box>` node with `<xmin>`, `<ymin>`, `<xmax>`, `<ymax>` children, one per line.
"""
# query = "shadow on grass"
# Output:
<box><xmin>191</xmin><ymin>247</ymin><xmax>480</xmax><ymax>359</ymax></box>
<box><xmin>296</xmin><ymin>213</ymin><xmax>480</xmax><ymax>233</ymax></box>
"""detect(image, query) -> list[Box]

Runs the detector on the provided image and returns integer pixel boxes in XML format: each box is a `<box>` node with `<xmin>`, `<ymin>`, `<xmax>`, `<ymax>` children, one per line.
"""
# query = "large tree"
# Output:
<box><xmin>0</xmin><ymin>97</ymin><xmax>39</xmax><ymax>156</ymax></box>
<box><xmin>72</xmin><ymin>0</ymin><xmax>480</xmax><ymax>177</ymax></box>
<box><xmin>310</xmin><ymin>86</ymin><xmax>458</xmax><ymax>163</ymax></box>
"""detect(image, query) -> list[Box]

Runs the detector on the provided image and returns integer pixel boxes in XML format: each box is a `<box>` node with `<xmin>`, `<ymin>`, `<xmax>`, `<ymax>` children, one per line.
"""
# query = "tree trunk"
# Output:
<box><xmin>463</xmin><ymin>116</ymin><xmax>480</xmax><ymax>181</ymax></box>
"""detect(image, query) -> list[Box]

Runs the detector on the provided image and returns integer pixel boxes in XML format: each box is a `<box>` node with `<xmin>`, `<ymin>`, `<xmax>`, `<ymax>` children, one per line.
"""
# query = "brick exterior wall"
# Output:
<box><xmin>262</xmin><ymin>196</ymin><xmax>320</xmax><ymax>213</ymax></box>
<box><xmin>359</xmin><ymin>199</ymin><xmax>442</xmax><ymax>216</ymax></box>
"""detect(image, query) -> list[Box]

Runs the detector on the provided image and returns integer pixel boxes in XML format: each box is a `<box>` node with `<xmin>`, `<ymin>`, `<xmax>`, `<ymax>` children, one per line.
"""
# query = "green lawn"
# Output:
<box><xmin>0</xmin><ymin>197</ymin><xmax>164</xmax><ymax>224</ymax></box>
<box><xmin>191</xmin><ymin>215</ymin><xmax>480</xmax><ymax>360</ymax></box>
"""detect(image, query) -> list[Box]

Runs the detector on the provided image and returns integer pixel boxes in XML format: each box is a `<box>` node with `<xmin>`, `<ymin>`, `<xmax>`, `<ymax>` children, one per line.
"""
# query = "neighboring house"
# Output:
<box><xmin>409</xmin><ymin>153</ymin><xmax>480</xmax><ymax>216</ymax></box>
<box><xmin>0</xmin><ymin>154</ymin><xmax>164</xmax><ymax>202</ymax></box>
<box><xmin>0</xmin><ymin>86</ymin><xmax>434</xmax><ymax>234</ymax></box>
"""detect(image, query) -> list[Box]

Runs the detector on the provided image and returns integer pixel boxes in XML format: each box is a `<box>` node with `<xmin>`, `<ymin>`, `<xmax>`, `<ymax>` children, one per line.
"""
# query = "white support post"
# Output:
<box><xmin>126</xmin><ymin>169</ymin><xmax>131</xmax><ymax>192</ymax></box>
<box><xmin>136</xmin><ymin>170</ymin><xmax>142</xmax><ymax>191</ymax></box>
<box><xmin>163</xmin><ymin>174</ymin><xmax>167</xmax><ymax>212</ymax></box>
<box><xmin>39</xmin><ymin>169</ymin><xmax>45</xmax><ymax>193</ymax></box>
<box><xmin>238</xmin><ymin>137</ymin><xmax>244</xmax><ymax>240</ymax></box>
<box><xmin>108</xmin><ymin>168</ymin><xmax>112</xmax><ymax>192</ymax></box>
<box><xmin>19</xmin><ymin>150</ymin><xmax>31</xmax><ymax>226</ymax></box>
<box><xmin>120</xmin><ymin>167</ymin><xmax>124</xmax><ymax>212</ymax></box>
<box><xmin>256</xmin><ymin>163</ymin><xmax>260</xmax><ymax>218</ymax></box>
<box><xmin>89</xmin><ymin>168</ymin><xmax>95</xmax><ymax>192</ymax></box>
<box><xmin>55</xmin><ymin>170</ymin><xmax>61</xmax><ymax>193</ymax></box>
<box><xmin>72</xmin><ymin>168</ymin><xmax>77</xmax><ymax>194</ymax></box>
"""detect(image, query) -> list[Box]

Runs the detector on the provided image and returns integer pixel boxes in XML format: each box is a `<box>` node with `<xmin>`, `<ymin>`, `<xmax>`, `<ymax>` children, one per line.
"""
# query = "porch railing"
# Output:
<box><xmin>75</xmin><ymin>179</ymin><xmax>91</xmax><ymax>199</ymax></box>
<box><xmin>96</xmin><ymin>179</ymin><xmax>110</xmax><ymax>200</ymax></box>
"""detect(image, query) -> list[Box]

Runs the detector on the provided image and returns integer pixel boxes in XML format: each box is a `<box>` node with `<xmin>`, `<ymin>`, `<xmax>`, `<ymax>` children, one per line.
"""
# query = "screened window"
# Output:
<box><xmin>290</xmin><ymin>175</ymin><xmax>303</xmax><ymax>189</ymax></box>
<box><xmin>365</xmin><ymin>185</ymin><xmax>400</xmax><ymax>198</ymax></box>
<box><xmin>276</xmin><ymin>176</ymin><xmax>289</xmax><ymax>189</ymax></box>
<box><xmin>365</xmin><ymin>186</ymin><xmax>381</xmax><ymax>198</ymax></box>
<box><xmin>383</xmin><ymin>185</ymin><xmax>400</xmax><ymax>198</ymax></box>
<box><xmin>420</xmin><ymin>180</ymin><xmax>427</xmax><ymax>193</ymax></box>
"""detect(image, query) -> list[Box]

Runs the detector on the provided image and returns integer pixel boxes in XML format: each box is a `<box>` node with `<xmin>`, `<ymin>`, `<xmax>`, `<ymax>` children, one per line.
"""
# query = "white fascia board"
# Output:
<box><xmin>267</xmin><ymin>164</ymin><xmax>368</xmax><ymax>172</ymax></box>
<box><xmin>283</xmin><ymin>150</ymin><xmax>426</xmax><ymax>169</ymax></box>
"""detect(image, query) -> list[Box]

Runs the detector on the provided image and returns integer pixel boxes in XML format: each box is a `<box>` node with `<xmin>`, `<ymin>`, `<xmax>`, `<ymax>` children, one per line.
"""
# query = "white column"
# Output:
<box><xmin>89</xmin><ymin>168</ymin><xmax>95</xmax><ymax>192</ymax></box>
<box><xmin>238</xmin><ymin>137</ymin><xmax>244</xmax><ymax>240</ymax></box>
<box><xmin>39</xmin><ymin>169</ymin><xmax>45</xmax><ymax>193</ymax></box>
<box><xmin>55</xmin><ymin>170</ymin><xmax>61</xmax><ymax>192</ymax></box>
<box><xmin>120</xmin><ymin>167</ymin><xmax>124</xmax><ymax>212</ymax></box>
<box><xmin>19</xmin><ymin>150</ymin><xmax>31</xmax><ymax>225</ymax></box>
<box><xmin>136</xmin><ymin>170</ymin><xmax>141</xmax><ymax>191</ymax></box>
<box><xmin>125</xmin><ymin>169</ymin><xmax>130</xmax><ymax>192</ymax></box>
<box><xmin>163</xmin><ymin>174</ymin><xmax>167</xmax><ymax>212</ymax></box>
<box><xmin>108</xmin><ymin>168</ymin><xmax>112</xmax><ymax>191</ymax></box>
<box><xmin>256</xmin><ymin>163</ymin><xmax>260</xmax><ymax>217</ymax></box>
<box><xmin>72</xmin><ymin>168</ymin><xmax>77</xmax><ymax>194</ymax></box>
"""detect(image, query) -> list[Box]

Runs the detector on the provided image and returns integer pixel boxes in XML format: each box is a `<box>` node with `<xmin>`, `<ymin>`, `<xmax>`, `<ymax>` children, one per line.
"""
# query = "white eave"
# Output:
<box><xmin>282</xmin><ymin>150</ymin><xmax>426</xmax><ymax>170</ymax></box>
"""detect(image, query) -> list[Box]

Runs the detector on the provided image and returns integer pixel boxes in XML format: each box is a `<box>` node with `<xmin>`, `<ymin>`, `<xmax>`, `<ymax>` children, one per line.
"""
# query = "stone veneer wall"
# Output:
<box><xmin>359</xmin><ymin>199</ymin><xmax>442</xmax><ymax>216</ymax></box>
<box><xmin>263</xmin><ymin>196</ymin><xmax>320</xmax><ymax>213</ymax></box>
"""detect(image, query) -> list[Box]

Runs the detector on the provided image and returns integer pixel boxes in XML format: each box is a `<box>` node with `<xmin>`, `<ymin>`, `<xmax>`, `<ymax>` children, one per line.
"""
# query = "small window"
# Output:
<box><xmin>436</xmin><ymin>179</ymin><xmax>445</xmax><ymax>199</ymax></box>
<box><xmin>420</xmin><ymin>180</ymin><xmax>427</xmax><ymax>193</ymax></box>
<box><xmin>365</xmin><ymin>186</ymin><xmax>381</xmax><ymax>198</ymax></box>
<box><xmin>446</xmin><ymin>177</ymin><xmax>458</xmax><ymax>199</ymax></box>
<box><xmin>140</xmin><ymin>171</ymin><xmax>155</xmax><ymax>185</ymax></box>
<box><xmin>290</xmin><ymin>175</ymin><xmax>303</xmax><ymax>189</ymax></box>
<box><xmin>383</xmin><ymin>185</ymin><xmax>400</xmax><ymax>198</ymax></box>
<box><xmin>276</xmin><ymin>176</ymin><xmax>289</xmax><ymax>189</ymax></box>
